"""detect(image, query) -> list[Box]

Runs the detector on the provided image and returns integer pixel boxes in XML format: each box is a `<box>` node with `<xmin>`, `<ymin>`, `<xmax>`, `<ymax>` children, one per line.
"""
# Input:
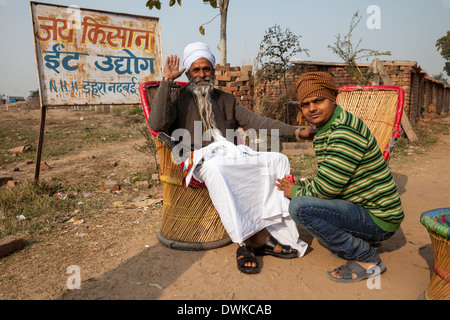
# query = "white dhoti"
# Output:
<box><xmin>182</xmin><ymin>135</ymin><xmax>308</xmax><ymax>257</ymax></box>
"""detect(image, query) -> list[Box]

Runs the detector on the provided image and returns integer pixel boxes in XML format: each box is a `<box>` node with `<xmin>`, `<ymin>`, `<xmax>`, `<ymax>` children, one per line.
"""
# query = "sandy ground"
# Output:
<box><xmin>1</xmin><ymin>106</ymin><xmax>449</xmax><ymax>301</ymax></box>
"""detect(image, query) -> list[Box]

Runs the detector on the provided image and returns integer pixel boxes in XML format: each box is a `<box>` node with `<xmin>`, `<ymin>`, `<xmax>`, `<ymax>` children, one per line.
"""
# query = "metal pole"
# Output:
<box><xmin>34</xmin><ymin>104</ymin><xmax>47</xmax><ymax>181</ymax></box>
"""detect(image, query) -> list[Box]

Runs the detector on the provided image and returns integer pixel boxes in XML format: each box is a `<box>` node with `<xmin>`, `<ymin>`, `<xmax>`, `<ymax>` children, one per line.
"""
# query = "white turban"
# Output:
<box><xmin>182</xmin><ymin>42</ymin><xmax>216</xmax><ymax>72</ymax></box>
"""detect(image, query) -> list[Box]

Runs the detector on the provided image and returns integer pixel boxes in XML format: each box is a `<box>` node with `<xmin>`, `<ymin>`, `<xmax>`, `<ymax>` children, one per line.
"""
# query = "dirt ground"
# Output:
<box><xmin>0</xmin><ymin>105</ymin><xmax>449</xmax><ymax>301</ymax></box>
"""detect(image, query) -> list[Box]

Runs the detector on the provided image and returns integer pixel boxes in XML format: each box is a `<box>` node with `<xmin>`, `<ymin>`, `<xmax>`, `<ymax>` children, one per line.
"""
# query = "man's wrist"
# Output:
<box><xmin>162</xmin><ymin>76</ymin><xmax>175</xmax><ymax>84</ymax></box>
<box><xmin>294</xmin><ymin>128</ymin><xmax>304</xmax><ymax>142</ymax></box>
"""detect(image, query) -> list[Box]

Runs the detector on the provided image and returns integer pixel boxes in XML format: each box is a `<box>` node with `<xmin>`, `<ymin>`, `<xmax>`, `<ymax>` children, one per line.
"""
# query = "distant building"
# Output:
<box><xmin>7</xmin><ymin>96</ymin><xmax>25</xmax><ymax>102</ymax></box>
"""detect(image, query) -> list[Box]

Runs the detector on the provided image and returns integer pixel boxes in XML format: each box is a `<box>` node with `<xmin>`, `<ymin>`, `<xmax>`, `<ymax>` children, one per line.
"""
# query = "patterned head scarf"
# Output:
<box><xmin>295</xmin><ymin>72</ymin><xmax>339</xmax><ymax>103</ymax></box>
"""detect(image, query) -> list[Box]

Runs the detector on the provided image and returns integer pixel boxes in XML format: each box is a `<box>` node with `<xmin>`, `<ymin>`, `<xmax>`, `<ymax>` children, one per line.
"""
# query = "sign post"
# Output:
<box><xmin>30</xmin><ymin>1</ymin><xmax>163</xmax><ymax>180</ymax></box>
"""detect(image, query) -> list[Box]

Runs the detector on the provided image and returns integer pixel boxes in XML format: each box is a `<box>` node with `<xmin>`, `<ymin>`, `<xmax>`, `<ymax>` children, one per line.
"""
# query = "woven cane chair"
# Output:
<box><xmin>139</xmin><ymin>81</ymin><xmax>231</xmax><ymax>250</ymax></box>
<box><xmin>336</xmin><ymin>85</ymin><xmax>405</xmax><ymax>162</ymax></box>
<box><xmin>419</xmin><ymin>208</ymin><xmax>450</xmax><ymax>300</ymax></box>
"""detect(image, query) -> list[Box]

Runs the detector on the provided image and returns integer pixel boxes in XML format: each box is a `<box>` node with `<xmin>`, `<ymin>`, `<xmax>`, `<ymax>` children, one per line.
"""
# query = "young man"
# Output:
<box><xmin>148</xmin><ymin>42</ymin><xmax>315</xmax><ymax>274</ymax></box>
<box><xmin>276</xmin><ymin>72</ymin><xmax>404</xmax><ymax>283</ymax></box>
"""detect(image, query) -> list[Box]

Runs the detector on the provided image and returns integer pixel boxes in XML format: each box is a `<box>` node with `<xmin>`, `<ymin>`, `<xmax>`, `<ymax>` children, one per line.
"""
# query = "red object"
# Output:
<box><xmin>337</xmin><ymin>85</ymin><xmax>405</xmax><ymax>162</ymax></box>
<box><xmin>285</xmin><ymin>174</ymin><xmax>294</xmax><ymax>182</ymax></box>
<box><xmin>139</xmin><ymin>81</ymin><xmax>188</xmax><ymax>138</ymax></box>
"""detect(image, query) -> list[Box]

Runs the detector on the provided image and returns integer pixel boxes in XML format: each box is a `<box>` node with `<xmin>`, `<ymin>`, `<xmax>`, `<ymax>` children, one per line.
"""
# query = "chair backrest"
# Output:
<box><xmin>336</xmin><ymin>85</ymin><xmax>404</xmax><ymax>162</ymax></box>
<box><xmin>139</xmin><ymin>81</ymin><xmax>188</xmax><ymax>137</ymax></box>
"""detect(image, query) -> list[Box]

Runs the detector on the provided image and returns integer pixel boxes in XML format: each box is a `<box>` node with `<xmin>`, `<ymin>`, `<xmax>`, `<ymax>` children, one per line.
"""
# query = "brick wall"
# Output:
<box><xmin>214</xmin><ymin>64</ymin><xmax>254</xmax><ymax>110</ymax></box>
<box><xmin>253</xmin><ymin>60</ymin><xmax>450</xmax><ymax>126</ymax></box>
<box><xmin>213</xmin><ymin>60</ymin><xmax>450</xmax><ymax>126</ymax></box>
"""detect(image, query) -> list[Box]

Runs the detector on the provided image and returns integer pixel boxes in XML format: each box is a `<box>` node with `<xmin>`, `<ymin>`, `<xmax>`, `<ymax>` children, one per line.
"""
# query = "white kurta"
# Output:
<box><xmin>182</xmin><ymin>133</ymin><xmax>308</xmax><ymax>257</ymax></box>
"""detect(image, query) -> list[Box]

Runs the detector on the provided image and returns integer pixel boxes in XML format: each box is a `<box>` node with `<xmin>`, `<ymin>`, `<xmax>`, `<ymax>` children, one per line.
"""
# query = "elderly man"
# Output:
<box><xmin>276</xmin><ymin>72</ymin><xmax>404</xmax><ymax>283</ymax></box>
<box><xmin>148</xmin><ymin>42</ymin><xmax>314</xmax><ymax>274</ymax></box>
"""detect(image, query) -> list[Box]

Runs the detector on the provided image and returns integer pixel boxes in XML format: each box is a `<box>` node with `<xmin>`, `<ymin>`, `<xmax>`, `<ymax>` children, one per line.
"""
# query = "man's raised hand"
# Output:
<box><xmin>164</xmin><ymin>55</ymin><xmax>186</xmax><ymax>80</ymax></box>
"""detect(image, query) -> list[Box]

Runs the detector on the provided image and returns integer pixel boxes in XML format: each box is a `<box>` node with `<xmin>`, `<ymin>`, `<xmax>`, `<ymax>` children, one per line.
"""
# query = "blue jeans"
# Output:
<box><xmin>289</xmin><ymin>196</ymin><xmax>394</xmax><ymax>263</ymax></box>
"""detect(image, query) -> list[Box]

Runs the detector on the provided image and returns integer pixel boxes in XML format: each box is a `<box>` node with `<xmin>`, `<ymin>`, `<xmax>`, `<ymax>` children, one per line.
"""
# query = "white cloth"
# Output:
<box><xmin>183</xmin><ymin>42</ymin><xmax>216</xmax><ymax>71</ymax></box>
<box><xmin>182</xmin><ymin>133</ymin><xmax>308</xmax><ymax>257</ymax></box>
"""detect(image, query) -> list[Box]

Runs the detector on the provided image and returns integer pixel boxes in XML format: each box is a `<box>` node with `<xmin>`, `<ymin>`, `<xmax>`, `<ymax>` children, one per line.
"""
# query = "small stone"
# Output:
<box><xmin>113</xmin><ymin>201</ymin><xmax>124</xmax><ymax>208</ymax></box>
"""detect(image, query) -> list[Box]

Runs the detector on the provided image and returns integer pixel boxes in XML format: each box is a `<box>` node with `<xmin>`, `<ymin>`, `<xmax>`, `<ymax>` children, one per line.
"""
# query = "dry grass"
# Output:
<box><xmin>0</xmin><ymin>104</ymin><xmax>158</xmax><ymax>239</ymax></box>
<box><xmin>0</xmin><ymin>104</ymin><xmax>145</xmax><ymax>166</ymax></box>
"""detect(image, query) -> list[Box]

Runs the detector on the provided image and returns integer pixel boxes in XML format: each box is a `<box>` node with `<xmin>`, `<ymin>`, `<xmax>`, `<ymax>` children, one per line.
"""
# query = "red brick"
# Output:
<box><xmin>222</xmin><ymin>87</ymin><xmax>238</xmax><ymax>93</ymax></box>
<box><xmin>103</xmin><ymin>179</ymin><xmax>120</xmax><ymax>191</ymax></box>
<box><xmin>135</xmin><ymin>181</ymin><xmax>149</xmax><ymax>190</ymax></box>
<box><xmin>216</xmin><ymin>75</ymin><xmax>231</xmax><ymax>82</ymax></box>
<box><xmin>8</xmin><ymin>145</ymin><xmax>32</xmax><ymax>153</ymax></box>
<box><xmin>40</xmin><ymin>162</ymin><xmax>51</xmax><ymax>170</ymax></box>
<box><xmin>228</xmin><ymin>81</ymin><xmax>243</xmax><ymax>87</ymax></box>
<box><xmin>214</xmin><ymin>65</ymin><xmax>230</xmax><ymax>72</ymax></box>
<box><xmin>0</xmin><ymin>177</ymin><xmax>13</xmax><ymax>186</ymax></box>
<box><xmin>6</xmin><ymin>180</ymin><xmax>19</xmax><ymax>188</ymax></box>
<box><xmin>225</xmin><ymin>71</ymin><xmax>242</xmax><ymax>77</ymax></box>
<box><xmin>0</xmin><ymin>236</ymin><xmax>25</xmax><ymax>258</ymax></box>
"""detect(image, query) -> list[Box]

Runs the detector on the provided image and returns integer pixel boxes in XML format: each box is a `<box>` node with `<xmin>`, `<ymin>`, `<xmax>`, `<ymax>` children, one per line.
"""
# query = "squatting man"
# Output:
<box><xmin>276</xmin><ymin>72</ymin><xmax>404</xmax><ymax>283</ymax></box>
<box><xmin>148</xmin><ymin>42</ymin><xmax>315</xmax><ymax>274</ymax></box>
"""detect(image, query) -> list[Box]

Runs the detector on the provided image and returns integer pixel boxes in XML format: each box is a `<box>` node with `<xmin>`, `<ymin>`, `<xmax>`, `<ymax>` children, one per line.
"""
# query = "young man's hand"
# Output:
<box><xmin>299</xmin><ymin>127</ymin><xmax>317</xmax><ymax>140</ymax></box>
<box><xmin>276</xmin><ymin>178</ymin><xmax>295</xmax><ymax>199</ymax></box>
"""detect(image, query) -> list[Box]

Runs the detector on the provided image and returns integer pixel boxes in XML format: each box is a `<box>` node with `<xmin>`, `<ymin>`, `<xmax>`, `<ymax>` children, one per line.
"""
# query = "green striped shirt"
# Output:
<box><xmin>291</xmin><ymin>105</ymin><xmax>404</xmax><ymax>232</ymax></box>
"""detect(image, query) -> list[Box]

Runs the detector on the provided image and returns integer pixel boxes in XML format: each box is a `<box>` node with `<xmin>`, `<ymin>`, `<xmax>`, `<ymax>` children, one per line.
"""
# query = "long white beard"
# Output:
<box><xmin>188</xmin><ymin>77</ymin><xmax>216</xmax><ymax>132</ymax></box>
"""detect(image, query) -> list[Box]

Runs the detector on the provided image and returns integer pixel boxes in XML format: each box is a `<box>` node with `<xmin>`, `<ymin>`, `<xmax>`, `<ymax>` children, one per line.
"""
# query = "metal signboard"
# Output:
<box><xmin>30</xmin><ymin>1</ymin><xmax>163</xmax><ymax>106</ymax></box>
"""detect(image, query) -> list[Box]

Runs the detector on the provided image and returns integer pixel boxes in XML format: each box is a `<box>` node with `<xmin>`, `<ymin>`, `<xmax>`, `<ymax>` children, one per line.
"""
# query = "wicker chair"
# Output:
<box><xmin>336</xmin><ymin>85</ymin><xmax>405</xmax><ymax>162</ymax></box>
<box><xmin>139</xmin><ymin>83</ymin><xmax>405</xmax><ymax>250</ymax></box>
<box><xmin>139</xmin><ymin>81</ymin><xmax>231</xmax><ymax>250</ymax></box>
<box><xmin>419</xmin><ymin>208</ymin><xmax>450</xmax><ymax>300</ymax></box>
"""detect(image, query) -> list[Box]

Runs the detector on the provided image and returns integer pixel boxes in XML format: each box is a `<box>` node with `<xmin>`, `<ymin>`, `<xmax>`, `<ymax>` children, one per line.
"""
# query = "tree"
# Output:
<box><xmin>256</xmin><ymin>24</ymin><xmax>309</xmax><ymax>83</ymax></box>
<box><xmin>436</xmin><ymin>30</ymin><xmax>450</xmax><ymax>77</ymax></box>
<box><xmin>146</xmin><ymin>0</ymin><xmax>230</xmax><ymax>66</ymax></box>
<box><xmin>328</xmin><ymin>11</ymin><xmax>391</xmax><ymax>85</ymax></box>
<box><xmin>254</xmin><ymin>24</ymin><xmax>309</xmax><ymax>122</ymax></box>
<box><xmin>28</xmin><ymin>89</ymin><xmax>40</xmax><ymax>99</ymax></box>
<box><xmin>431</xmin><ymin>73</ymin><xmax>449</xmax><ymax>84</ymax></box>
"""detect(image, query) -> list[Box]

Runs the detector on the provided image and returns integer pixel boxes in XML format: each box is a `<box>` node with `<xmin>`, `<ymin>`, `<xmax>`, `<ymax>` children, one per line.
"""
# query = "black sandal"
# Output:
<box><xmin>236</xmin><ymin>245</ymin><xmax>259</xmax><ymax>274</ymax></box>
<box><xmin>254</xmin><ymin>236</ymin><xmax>298</xmax><ymax>259</ymax></box>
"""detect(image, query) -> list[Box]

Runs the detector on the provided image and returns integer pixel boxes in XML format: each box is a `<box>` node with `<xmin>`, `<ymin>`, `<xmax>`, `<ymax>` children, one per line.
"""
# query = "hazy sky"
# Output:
<box><xmin>0</xmin><ymin>0</ymin><xmax>449</xmax><ymax>97</ymax></box>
